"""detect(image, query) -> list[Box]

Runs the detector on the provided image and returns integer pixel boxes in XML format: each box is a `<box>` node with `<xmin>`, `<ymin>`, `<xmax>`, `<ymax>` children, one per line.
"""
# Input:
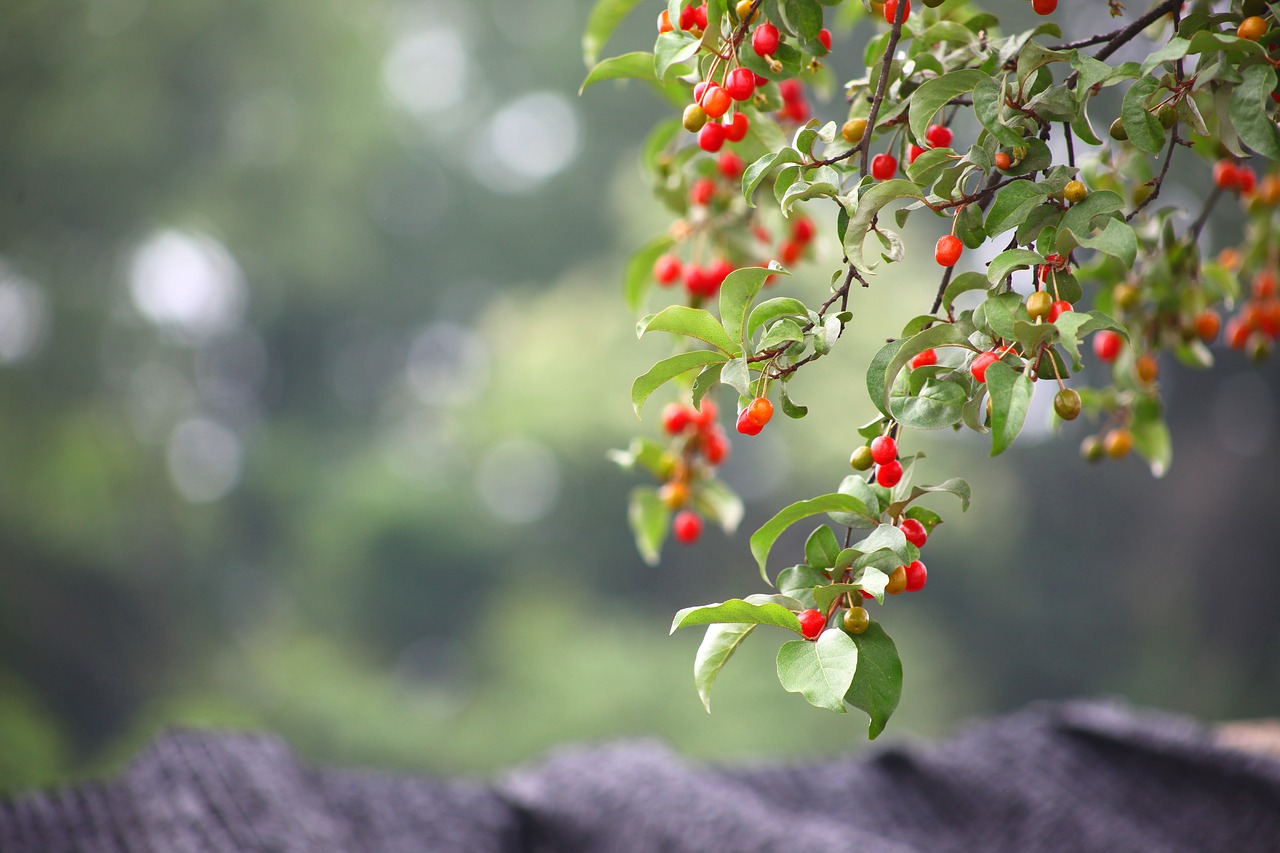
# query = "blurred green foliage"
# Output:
<box><xmin>0</xmin><ymin>0</ymin><xmax>1278</xmax><ymax>793</ymax></box>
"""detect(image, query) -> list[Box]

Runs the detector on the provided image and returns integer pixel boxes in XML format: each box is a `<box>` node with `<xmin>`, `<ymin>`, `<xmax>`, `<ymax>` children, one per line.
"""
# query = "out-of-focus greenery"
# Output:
<box><xmin>1</xmin><ymin>0</ymin><xmax>1278</xmax><ymax>792</ymax></box>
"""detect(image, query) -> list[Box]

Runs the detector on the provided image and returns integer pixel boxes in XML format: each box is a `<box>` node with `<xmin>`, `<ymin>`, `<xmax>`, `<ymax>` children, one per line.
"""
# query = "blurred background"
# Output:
<box><xmin>1</xmin><ymin>0</ymin><xmax>1278</xmax><ymax>791</ymax></box>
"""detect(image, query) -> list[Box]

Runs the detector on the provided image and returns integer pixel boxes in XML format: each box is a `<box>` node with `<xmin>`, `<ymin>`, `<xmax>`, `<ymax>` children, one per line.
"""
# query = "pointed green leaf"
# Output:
<box><xmin>985</xmin><ymin>360</ymin><xmax>1034</xmax><ymax>456</ymax></box>
<box><xmin>844</xmin><ymin>621</ymin><xmax>902</xmax><ymax>738</ymax></box>
<box><xmin>985</xmin><ymin>180</ymin><xmax>1052</xmax><ymax>236</ymax></box>
<box><xmin>721</xmin><ymin>265</ymin><xmax>783</xmax><ymax>354</ymax></box>
<box><xmin>639</xmin><ymin>305</ymin><xmax>741</xmax><ymax>355</ymax></box>
<box><xmin>1120</xmin><ymin>76</ymin><xmax>1164</xmax><ymax>154</ymax></box>
<box><xmin>748</xmin><ymin>297</ymin><xmax>810</xmax><ymax>340</ymax></box>
<box><xmin>777</xmin><ymin>630</ymin><xmax>859</xmax><ymax>713</ymax></box>
<box><xmin>1229</xmin><ymin>63</ymin><xmax>1280</xmax><ymax>159</ymax></box>
<box><xmin>580</xmin><ymin>52</ymin><xmax>658</xmax><ymax>94</ymax></box>
<box><xmin>842</xmin><ymin>179</ymin><xmax>927</xmax><ymax>270</ymax></box>
<box><xmin>582</xmin><ymin>0</ymin><xmax>645</xmax><ymax>65</ymax></box>
<box><xmin>628</xmin><ymin>487</ymin><xmax>670</xmax><ymax>566</ymax></box>
<box><xmin>805</xmin><ymin>525</ymin><xmax>841</xmax><ymax>571</ymax></box>
<box><xmin>986</xmin><ymin>248</ymin><xmax>1046</xmax><ymax>284</ymax></box>
<box><xmin>671</xmin><ymin>594</ymin><xmax>806</xmax><ymax>634</ymax></box>
<box><xmin>877</xmin><ymin>323</ymin><xmax>975</xmax><ymax>414</ymax></box>
<box><xmin>631</xmin><ymin>350</ymin><xmax>729</xmax><ymax>414</ymax></box>
<box><xmin>693</xmin><ymin>623</ymin><xmax>756</xmax><ymax>712</ymax></box>
<box><xmin>752</xmin><ymin>495</ymin><xmax>881</xmax><ymax>583</ymax></box>
<box><xmin>908</xmin><ymin>69</ymin><xmax>987</xmax><ymax>143</ymax></box>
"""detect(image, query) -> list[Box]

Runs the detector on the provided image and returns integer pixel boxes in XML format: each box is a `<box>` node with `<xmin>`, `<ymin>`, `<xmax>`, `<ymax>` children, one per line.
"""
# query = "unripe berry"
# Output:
<box><xmin>935</xmin><ymin>235</ymin><xmax>963</xmax><ymax>267</ymax></box>
<box><xmin>1054</xmin><ymin>388</ymin><xmax>1082</xmax><ymax>421</ymax></box>
<box><xmin>673</xmin><ymin>510</ymin><xmax>703</xmax><ymax>543</ymax></box>
<box><xmin>724</xmin><ymin>67</ymin><xmax>756</xmax><ymax>101</ymax></box>
<box><xmin>698</xmin><ymin>84</ymin><xmax>731</xmax><ymax>119</ymax></box>
<box><xmin>746</xmin><ymin>396</ymin><xmax>773</xmax><ymax>427</ymax></box>
<box><xmin>1103</xmin><ymin>427</ymin><xmax>1133</xmax><ymax>459</ymax></box>
<box><xmin>1093</xmin><ymin>330</ymin><xmax>1123</xmax><ymax>362</ymax></box>
<box><xmin>899</xmin><ymin>518</ymin><xmax>927</xmax><ymax>549</ymax></box>
<box><xmin>698</xmin><ymin>122</ymin><xmax>727</xmax><ymax>152</ymax></box>
<box><xmin>653</xmin><ymin>254</ymin><xmax>682</xmax><ymax>285</ymax></box>
<box><xmin>994</xmin><ymin>151</ymin><xmax>1012</xmax><ymax>170</ymax></box>
<box><xmin>1081</xmin><ymin>435</ymin><xmax>1104</xmax><ymax>463</ymax></box>
<box><xmin>876</xmin><ymin>460</ymin><xmax>904</xmax><ymax>488</ymax></box>
<box><xmin>970</xmin><ymin>350</ymin><xmax>998</xmax><ymax>383</ymax></box>
<box><xmin>910</xmin><ymin>348</ymin><xmax>938</xmax><ymax>369</ymax></box>
<box><xmin>1048</xmin><ymin>300</ymin><xmax>1073</xmax><ymax>323</ymax></box>
<box><xmin>904</xmin><ymin>559</ymin><xmax>927</xmax><ymax>592</ymax></box>
<box><xmin>883</xmin><ymin>0</ymin><xmax>910</xmax><ymax>24</ymax></box>
<box><xmin>842</xmin><ymin>606</ymin><xmax>870</xmax><ymax>635</ymax></box>
<box><xmin>841</xmin><ymin>118</ymin><xmax>867</xmax><ymax>144</ymax></box>
<box><xmin>871</xmin><ymin>153</ymin><xmax>897</xmax><ymax>180</ymax></box>
<box><xmin>1157</xmin><ymin>104</ymin><xmax>1178</xmax><ymax>129</ymax></box>
<box><xmin>797</xmin><ymin>608</ymin><xmax>825</xmax><ymax>640</ymax></box>
<box><xmin>659</xmin><ymin>480</ymin><xmax>689</xmax><ymax>510</ymax></box>
<box><xmin>662</xmin><ymin>402</ymin><xmax>691</xmax><ymax>434</ymax></box>
<box><xmin>724</xmin><ymin>112</ymin><xmax>749</xmax><ymax>142</ymax></box>
<box><xmin>752</xmin><ymin>22</ymin><xmax>780</xmax><ymax>57</ymax></box>
<box><xmin>850</xmin><ymin>445</ymin><xmax>874</xmax><ymax>471</ymax></box>
<box><xmin>683</xmin><ymin>103</ymin><xmax>708</xmax><ymax>133</ymax></box>
<box><xmin>886</xmin><ymin>565</ymin><xmax>908</xmax><ymax>595</ymax></box>
<box><xmin>1109</xmin><ymin>117</ymin><xmax>1128</xmax><ymax>141</ymax></box>
<box><xmin>1027</xmin><ymin>291</ymin><xmax>1053</xmax><ymax>321</ymax></box>
<box><xmin>869</xmin><ymin>434</ymin><xmax>898</xmax><ymax>464</ymax></box>
<box><xmin>925</xmin><ymin>124</ymin><xmax>953</xmax><ymax>148</ymax></box>
<box><xmin>1063</xmin><ymin>180</ymin><xmax>1088</xmax><ymax>203</ymax></box>
<box><xmin>735</xmin><ymin>0</ymin><xmax>757</xmax><ymax>23</ymax></box>
<box><xmin>1113</xmin><ymin>282</ymin><xmax>1141</xmax><ymax>311</ymax></box>
<box><xmin>735</xmin><ymin>407</ymin><xmax>763</xmax><ymax>435</ymax></box>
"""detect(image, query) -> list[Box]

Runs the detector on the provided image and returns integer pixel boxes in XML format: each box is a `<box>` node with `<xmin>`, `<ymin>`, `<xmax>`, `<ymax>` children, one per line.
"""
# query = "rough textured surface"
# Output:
<box><xmin>3</xmin><ymin>699</ymin><xmax>1279</xmax><ymax>852</ymax></box>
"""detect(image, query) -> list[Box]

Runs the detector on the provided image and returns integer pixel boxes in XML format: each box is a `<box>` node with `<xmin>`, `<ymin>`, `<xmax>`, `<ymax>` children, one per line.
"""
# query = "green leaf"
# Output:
<box><xmin>985</xmin><ymin>180</ymin><xmax>1052</xmax><ymax>236</ymax></box>
<box><xmin>908</xmin><ymin>69</ymin><xmax>987</xmax><ymax>143</ymax></box>
<box><xmin>778</xmin><ymin>564</ymin><xmax>828</xmax><ymax>607</ymax></box>
<box><xmin>752</xmin><ymin>494</ymin><xmax>881</xmax><ymax>583</ymax></box>
<box><xmin>1070</xmin><ymin>217</ymin><xmax>1137</xmax><ymax>267</ymax></box>
<box><xmin>866</xmin><ymin>338</ymin><xmax>907</xmax><ymax>418</ymax></box>
<box><xmin>886</xmin><ymin>478</ymin><xmax>972</xmax><ymax>517</ymax></box>
<box><xmin>748</xmin><ymin>297</ymin><xmax>809</xmax><ymax>340</ymax></box>
<box><xmin>844</xmin><ymin>622</ymin><xmax>902</xmax><ymax>738</ymax></box>
<box><xmin>1058</xmin><ymin>190</ymin><xmax>1125</xmax><ymax>243</ymax></box>
<box><xmin>842</xmin><ymin>179</ymin><xmax>927</xmax><ymax>270</ymax></box>
<box><xmin>759</xmin><ymin>317</ymin><xmax>805</xmax><ymax>350</ymax></box>
<box><xmin>987</xmin><ymin>248</ymin><xmax>1045</xmax><ymax>284</ymax></box>
<box><xmin>631</xmin><ymin>350</ymin><xmax>729</xmax><ymax>414</ymax></box>
<box><xmin>1131</xmin><ymin>396</ymin><xmax>1172</xmax><ymax>477</ymax></box>
<box><xmin>580</xmin><ymin>52</ymin><xmax>657</xmax><ymax>94</ymax></box>
<box><xmin>743</xmin><ymin>148</ymin><xmax>803</xmax><ymax>206</ymax></box>
<box><xmin>777</xmin><ymin>630</ymin><xmax>859</xmax><ymax>713</ymax></box>
<box><xmin>672</xmin><ymin>595</ymin><xmax>804</xmax><ymax>634</ymax></box>
<box><xmin>693</xmin><ymin>623</ymin><xmax>755</xmax><ymax>712</ymax></box>
<box><xmin>805</xmin><ymin>525</ymin><xmax>841</xmax><ymax>571</ymax></box>
<box><xmin>973</xmin><ymin>76</ymin><xmax>1024</xmax><ymax>148</ymax></box>
<box><xmin>1229</xmin><ymin>63</ymin><xmax>1280</xmax><ymax>159</ymax></box>
<box><xmin>779</xmin><ymin>0</ymin><xmax>824</xmax><ymax>46</ymax></box>
<box><xmin>876</xmin><ymin>323</ymin><xmax>975</xmax><ymax>414</ymax></box>
<box><xmin>849</xmin><ymin>523</ymin><xmax>914</xmax><ymax>565</ymax></box>
<box><xmin>639</xmin><ymin>306</ymin><xmax>741</xmax><ymax>355</ymax></box>
<box><xmin>891</xmin><ymin>377</ymin><xmax>966</xmax><ymax>430</ymax></box>
<box><xmin>904</xmin><ymin>505</ymin><xmax>943</xmax><ymax>532</ymax></box>
<box><xmin>607</xmin><ymin>437</ymin><xmax>670</xmax><ymax>478</ymax></box>
<box><xmin>628</xmin><ymin>487</ymin><xmax>670</xmax><ymax>566</ymax></box>
<box><xmin>1120</xmin><ymin>76</ymin><xmax>1165</xmax><ymax>154</ymax></box>
<box><xmin>623</xmin><ymin>234</ymin><xmax>674</xmax><ymax>314</ymax></box>
<box><xmin>828</xmin><ymin>475</ymin><xmax>883</xmax><ymax>530</ymax></box>
<box><xmin>985</xmin><ymin>360</ymin><xmax>1034</xmax><ymax>456</ymax></box>
<box><xmin>720</xmin><ymin>356</ymin><xmax>750</xmax><ymax>396</ymax></box>
<box><xmin>720</xmin><ymin>265</ymin><xmax>782</xmax><ymax>354</ymax></box>
<box><xmin>583</xmin><ymin>0</ymin><xmax>645</xmax><ymax>65</ymax></box>
<box><xmin>693</xmin><ymin>477</ymin><xmax>744</xmax><ymax>534</ymax></box>
<box><xmin>942</xmin><ymin>271</ymin><xmax>990</xmax><ymax>314</ymax></box>
<box><xmin>655</xmin><ymin>31</ymin><xmax>701</xmax><ymax>81</ymax></box>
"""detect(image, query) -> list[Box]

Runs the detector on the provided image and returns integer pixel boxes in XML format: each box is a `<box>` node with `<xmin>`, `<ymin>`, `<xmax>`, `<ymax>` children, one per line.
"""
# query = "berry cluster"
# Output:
<box><xmin>659</xmin><ymin>400</ymin><xmax>731</xmax><ymax>545</ymax></box>
<box><xmin>849</xmin><ymin>434</ymin><xmax>904</xmax><ymax>488</ymax></box>
<box><xmin>1225</xmin><ymin>269</ymin><xmax>1280</xmax><ymax>358</ymax></box>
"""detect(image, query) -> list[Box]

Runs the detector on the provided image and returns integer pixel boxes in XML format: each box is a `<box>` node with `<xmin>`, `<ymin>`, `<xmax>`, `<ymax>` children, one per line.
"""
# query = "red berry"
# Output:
<box><xmin>970</xmin><ymin>351</ymin><xmax>998</xmax><ymax>383</ymax></box>
<box><xmin>925</xmin><ymin>124</ymin><xmax>953</xmax><ymax>149</ymax></box>
<box><xmin>690</xmin><ymin>399</ymin><xmax>718</xmax><ymax>428</ymax></box>
<box><xmin>718</xmin><ymin>151</ymin><xmax>744</xmax><ymax>180</ymax></box>
<box><xmin>779</xmin><ymin>99</ymin><xmax>809</xmax><ymax>123</ymax></box>
<box><xmin>662</xmin><ymin>402</ymin><xmax>691</xmax><ymax>434</ymax></box>
<box><xmin>908</xmin><ymin>143</ymin><xmax>926</xmax><ymax>164</ymax></box>
<box><xmin>994</xmin><ymin>151</ymin><xmax>1012</xmax><ymax>171</ymax></box>
<box><xmin>876</xmin><ymin>460</ymin><xmax>904</xmax><ymax>488</ymax></box>
<box><xmin>1227</xmin><ymin>316</ymin><xmax>1250</xmax><ymax>350</ymax></box>
<box><xmin>1093</xmin><ymin>330</ymin><xmax>1123</xmax><ymax>362</ymax></box>
<box><xmin>935</xmin><ymin>234</ymin><xmax>963</xmax><ymax>267</ymax></box>
<box><xmin>752</xmin><ymin>22</ymin><xmax>780</xmax><ymax>57</ymax></box>
<box><xmin>779</xmin><ymin>239</ymin><xmax>802</xmax><ymax>266</ymax></box>
<box><xmin>707</xmin><ymin>258</ymin><xmax>734</xmax><ymax>291</ymax></box>
<box><xmin>904</xmin><ymin>559</ymin><xmax>928</xmax><ymax>592</ymax></box>
<box><xmin>735</xmin><ymin>407</ymin><xmax>763</xmax><ymax>435</ymax></box>
<box><xmin>654</xmin><ymin>254</ymin><xmax>682</xmax><ymax>285</ymax></box>
<box><xmin>1254</xmin><ymin>271</ymin><xmax>1277</xmax><ymax>300</ymax></box>
<box><xmin>680</xmin><ymin>4</ymin><xmax>698</xmax><ymax>30</ymax></box>
<box><xmin>684</xmin><ymin>264</ymin><xmax>714</xmax><ymax>296</ymax></box>
<box><xmin>899</xmin><ymin>518</ymin><xmax>928</xmax><ymax>549</ymax></box>
<box><xmin>797</xmin><ymin>608</ymin><xmax>825</xmax><ymax>640</ymax></box>
<box><xmin>817</xmin><ymin>28</ymin><xmax>832</xmax><ymax>52</ymax></box>
<box><xmin>724</xmin><ymin>67</ymin><xmax>756</xmax><ymax>101</ymax></box>
<box><xmin>693</xmin><ymin>2</ymin><xmax>708</xmax><ymax>29</ymax></box>
<box><xmin>702</xmin><ymin>426</ymin><xmax>729</xmax><ymax>465</ymax></box>
<box><xmin>1048</xmin><ymin>300</ymin><xmax>1073</xmax><ymax>323</ymax></box>
<box><xmin>674</xmin><ymin>510</ymin><xmax>703</xmax><ymax>544</ymax></box>
<box><xmin>746</xmin><ymin>396</ymin><xmax>773</xmax><ymax>427</ymax></box>
<box><xmin>871</xmin><ymin>153</ymin><xmax>897</xmax><ymax>180</ymax></box>
<box><xmin>778</xmin><ymin>79</ymin><xmax>803</xmax><ymax>104</ymax></box>
<box><xmin>1194</xmin><ymin>309</ymin><xmax>1221</xmax><ymax>343</ymax></box>
<box><xmin>910</xmin><ymin>348</ymin><xmax>938</xmax><ymax>369</ymax></box>
<box><xmin>883</xmin><ymin>0</ymin><xmax>910</xmax><ymax>24</ymax></box>
<box><xmin>1214</xmin><ymin>160</ymin><xmax>1242</xmax><ymax>190</ymax></box>
<box><xmin>792</xmin><ymin>217</ymin><xmax>816</xmax><ymax>243</ymax></box>
<box><xmin>869</xmin><ymin>435</ymin><xmax>898</xmax><ymax>465</ymax></box>
<box><xmin>690</xmin><ymin>177</ymin><xmax>716</xmax><ymax>206</ymax></box>
<box><xmin>724</xmin><ymin>111</ymin><xmax>749</xmax><ymax>142</ymax></box>
<box><xmin>1032</xmin><ymin>0</ymin><xmax>1057</xmax><ymax>14</ymax></box>
<box><xmin>699</xmin><ymin>84</ymin><xmax>731</xmax><ymax>119</ymax></box>
<box><xmin>1240</xmin><ymin>167</ymin><xmax>1257</xmax><ymax>196</ymax></box>
<box><xmin>698</xmin><ymin>121</ymin><xmax>726</xmax><ymax>152</ymax></box>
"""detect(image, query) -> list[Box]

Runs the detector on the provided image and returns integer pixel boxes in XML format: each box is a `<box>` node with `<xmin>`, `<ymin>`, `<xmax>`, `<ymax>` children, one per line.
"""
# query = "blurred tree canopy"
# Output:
<box><xmin>0</xmin><ymin>0</ymin><xmax>1277</xmax><ymax>792</ymax></box>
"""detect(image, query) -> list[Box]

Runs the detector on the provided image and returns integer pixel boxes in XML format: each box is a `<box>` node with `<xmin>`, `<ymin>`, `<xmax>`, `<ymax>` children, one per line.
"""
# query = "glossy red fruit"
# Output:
<box><xmin>935</xmin><ymin>234</ymin><xmax>963</xmax><ymax>267</ymax></box>
<box><xmin>680</xmin><ymin>4</ymin><xmax>698</xmax><ymax>30</ymax></box>
<box><xmin>871</xmin><ymin>153</ymin><xmax>897</xmax><ymax>180</ymax></box>
<box><xmin>899</xmin><ymin>518</ymin><xmax>928</xmax><ymax>549</ymax></box>
<box><xmin>883</xmin><ymin>0</ymin><xmax>910</xmax><ymax>24</ymax></box>
<box><xmin>908</xmin><ymin>143</ymin><xmax>926</xmax><ymax>164</ymax></box>
<box><xmin>690</xmin><ymin>177</ymin><xmax>716</xmax><ymax>206</ymax></box>
<box><xmin>778</xmin><ymin>79</ymin><xmax>803</xmax><ymax>104</ymax></box>
<box><xmin>693</xmin><ymin>2</ymin><xmax>708</xmax><ymax>29</ymax></box>
<box><xmin>699</xmin><ymin>84</ymin><xmax>731</xmax><ymax>119</ymax></box>
<box><xmin>797</xmin><ymin>608</ymin><xmax>825</xmax><ymax>640</ymax></box>
<box><xmin>702</xmin><ymin>426</ymin><xmax>729</xmax><ymax>465</ymax></box>
<box><xmin>869</xmin><ymin>435</ymin><xmax>898</xmax><ymax>464</ymax></box>
<box><xmin>777</xmin><ymin>239</ymin><xmax>801</xmax><ymax>266</ymax></box>
<box><xmin>1254</xmin><ymin>271</ymin><xmax>1278</xmax><ymax>300</ymax></box>
<box><xmin>707</xmin><ymin>258</ymin><xmax>734</xmax><ymax>290</ymax></box>
<box><xmin>698</xmin><ymin>122</ymin><xmax>726</xmax><ymax>152</ymax></box>
<box><xmin>1048</xmin><ymin>300</ymin><xmax>1073</xmax><ymax>323</ymax></box>
<box><xmin>779</xmin><ymin>99</ymin><xmax>809</xmax><ymax>123</ymax></box>
<box><xmin>1093</xmin><ymin>330</ymin><xmax>1123</xmax><ymax>362</ymax></box>
<box><xmin>925</xmin><ymin>124</ymin><xmax>953</xmax><ymax>148</ymax></box>
<box><xmin>904</xmin><ymin>559</ymin><xmax>928</xmax><ymax>592</ymax></box>
<box><xmin>1194</xmin><ymin>309</ymin><xmax>1221</xmax><ymax>343</ymax></box>
<box><xmin>1032</xmin><ymin>0</ymin><xmax>1057</xmax><ymax>14</ymax></box>
<box><xmin>683</xmin><ymin>264</ymin><xmax>709</xmax><ymax>296</ymax></box>
<box><xmin>654</xmin><ymin>254</ymin><xmax>682</xmax><ymax>285</ymax></box>
<box><xmin>876</xmin><ymin>460</ymin><xmax>904</xmax><ymax>488</ymax></box>
<box><xmin>792</xmin><ymin>217</ymin><xmax>816</xmax><ymax>243</ymax></box>
<box><xmin>746</xmin><ymin>396</ymin><xmax>774</xmax><ymax>427</ymax></box>
<box><xmin>718</xmin><ymin>151</ymin><xmax>744</xmax><ymax>180</ymax></box>
<box><xmin>970</xmin><ymin>351</ymin><xmax>998</xmax><ymax>383</ymax></box>
<box><xmin>910</xmin><ymin>348</ymin><xmax>938</xmax><ymax>369</ymax></box>
<box><xmin>752</xmin><ymin>22</ymin><xmax>780</xmax><ymax>57</ymax></box>
<box><xmin>724</xmin><ymin>67</ymin><xmax>756</xmax><ymax>101</ymax></box>
<box><xmin>994</xmin><ymin>151</ymin><xmax>1012</xmax><ymax>171</ymax></box>
<box><xmin>817</xmin><ymin>28</ymin><xmax>832</xmax><ymax>52</ymax></box>
<box><xmin>1214</xmin><ymin>160</ymin><xmax>1242</xmax><ymax>190</ymax></box>
<box><xmin>724</xmin><ymin>112</ymin><xmax>749</xmax><ymax>142</ymax></box>
<box><xmin>1239</xmin><ymin>167</ymin><xmax>1257</xmax><ymax>196</ymax></box>
<box><xmin>674</xmin><ymin>510</ymin><xmax>703</xmax><ymax>544</ymax></box>
<box><xmin>690</xmin><ymin>399</ymin><xmax>718</xmax><ymax>428</ymax></box>
<box><xmin>658</xmin><ymin>10</ymin><xmax>674</xmax><ymax>33</ymax></box>
<box><xmin>735</xmin><ymin>407</ymin><xmax>763</xmax><ymax>435</ymax></box>
<box><xmin>662</xmin><ymin>403</ymin><xmax>690</xmax><ymax>434</ymax></box>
